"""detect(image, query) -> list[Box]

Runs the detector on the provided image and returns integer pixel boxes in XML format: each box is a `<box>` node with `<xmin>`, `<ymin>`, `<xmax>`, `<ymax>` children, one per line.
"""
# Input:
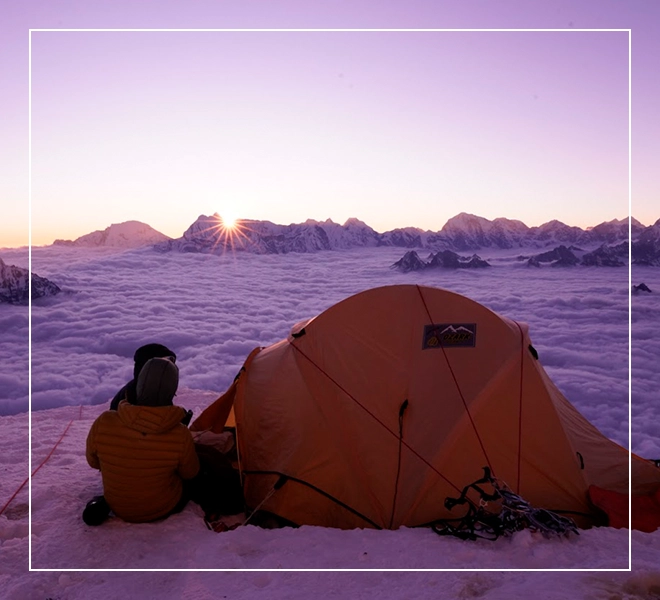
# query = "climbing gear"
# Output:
<box><xmin>431</xmin><ymin>467</ymin><xmax>579</xmax><ymax>541</ymax></box>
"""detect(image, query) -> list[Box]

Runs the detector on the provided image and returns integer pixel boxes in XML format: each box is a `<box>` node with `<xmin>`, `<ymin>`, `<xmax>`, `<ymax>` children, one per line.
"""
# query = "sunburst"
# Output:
<box><xmin>221</xmin><ymin>214</ymin><xmax>238</xmax><ymax>229</ymax></box>
<box><xmin>200</xmin><ymin>214</ymin><xmax>251</xmax><ymax>253</ymax></box>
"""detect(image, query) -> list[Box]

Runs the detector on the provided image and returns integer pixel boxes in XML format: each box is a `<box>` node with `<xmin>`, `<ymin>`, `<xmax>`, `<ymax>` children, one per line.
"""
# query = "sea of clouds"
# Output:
<box><xmin>0</xmin><ymin>244</ymin><xmax>658</xmax><ymax>457</ymax></box>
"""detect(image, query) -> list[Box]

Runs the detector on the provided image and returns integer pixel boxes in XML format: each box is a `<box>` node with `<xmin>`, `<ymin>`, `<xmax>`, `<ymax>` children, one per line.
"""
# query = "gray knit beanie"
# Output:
<box><xmin>136</xmin><ymin>357</ymin><xmax>179</xmax><ymax>407</ymax></box>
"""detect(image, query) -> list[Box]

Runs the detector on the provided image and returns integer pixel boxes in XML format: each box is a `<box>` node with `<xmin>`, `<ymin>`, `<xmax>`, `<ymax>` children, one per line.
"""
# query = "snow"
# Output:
<box><xmin>1</xmin><ymin>244</ymin><xmax>660</xmax><ymax>597</ymax></box>
<box><xmin>55</xmin><ymin>221</ymin><xmax>171</xmax><ymax>248</ymax></box>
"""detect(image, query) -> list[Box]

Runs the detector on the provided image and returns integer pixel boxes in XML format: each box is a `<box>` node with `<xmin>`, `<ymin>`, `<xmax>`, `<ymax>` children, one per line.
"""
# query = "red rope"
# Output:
<box><xmin>0</xmin><ymin>479</ymin><xmax>29</xmax><ymax>518</ymax></box>
<box><xmin>415</xmin><ymin>285</ymin><xmax>495</xmax><ymax>475</ymax></box>
<box><xmin>288</xmin><ymin>341</ymin><xmax>462</xmax><ymax>494</ymax></box>
<box><xmin>515</xmin><ymin>321</ymin><xmax>525</xmax><ymax>494</ymax></box>
<box><xmin>0</xmin><ymin>404</ymin><xmax>84</xmax><ymax>517</ymax></box>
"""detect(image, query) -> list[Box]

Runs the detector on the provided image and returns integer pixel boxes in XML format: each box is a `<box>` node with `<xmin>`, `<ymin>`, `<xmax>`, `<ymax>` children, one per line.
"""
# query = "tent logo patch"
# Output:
<box><xmin>423</xmin><ymin>323</ymin><xmax>476</xmax><ymax>348</ymax></box>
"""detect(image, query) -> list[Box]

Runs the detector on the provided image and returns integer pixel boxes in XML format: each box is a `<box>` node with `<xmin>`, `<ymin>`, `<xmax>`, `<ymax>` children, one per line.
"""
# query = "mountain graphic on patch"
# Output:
<box><xmin>423</xmin><ymin>323</ymin><xmax>476</xmax><ymax>348</ymax></box>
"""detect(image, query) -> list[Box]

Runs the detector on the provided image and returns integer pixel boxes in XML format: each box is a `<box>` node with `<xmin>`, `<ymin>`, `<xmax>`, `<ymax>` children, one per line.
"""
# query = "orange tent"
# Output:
<box><xmin>191</xmin><ymin>284</ymin><xmax>660</xmax><ymax>530</ymax></box>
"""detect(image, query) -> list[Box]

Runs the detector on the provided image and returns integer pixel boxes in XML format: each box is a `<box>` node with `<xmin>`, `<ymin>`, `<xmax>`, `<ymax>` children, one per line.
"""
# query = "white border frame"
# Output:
<box><xmin>28</xmin><ymin>27</ymin><xmax>633</xmax><ymax>573</ymax></box>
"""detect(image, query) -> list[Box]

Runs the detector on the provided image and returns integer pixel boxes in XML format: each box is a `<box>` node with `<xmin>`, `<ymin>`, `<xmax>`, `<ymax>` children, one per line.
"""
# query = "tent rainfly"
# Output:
<box><xmin>191</xmin><ymin>284</ymin><xmax>660</xmax><ymax>531</ymax></box>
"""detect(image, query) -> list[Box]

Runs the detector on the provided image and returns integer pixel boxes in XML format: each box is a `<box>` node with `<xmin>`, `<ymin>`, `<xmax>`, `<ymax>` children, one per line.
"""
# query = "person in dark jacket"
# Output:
<box><xmin>109</xmin><ymin>343</ymin><xmax>177</xmax><ymax>411</ymax></box>
<box><xmin>84</xmin><ymin>357</ymin><xmax>200</xmax><ymax>525</ymax></box>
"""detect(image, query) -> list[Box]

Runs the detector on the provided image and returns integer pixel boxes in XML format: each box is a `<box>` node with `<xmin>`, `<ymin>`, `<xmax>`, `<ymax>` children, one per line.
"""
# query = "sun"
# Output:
<box><xmin>205</xmin><ymin>212</ymin><xmax>250</xmax><ymax>253</ymax></box>
<box><xmin>221</xmin><ymin>214</ymin><xmax>238</xmax><ymax>229</ymax></box>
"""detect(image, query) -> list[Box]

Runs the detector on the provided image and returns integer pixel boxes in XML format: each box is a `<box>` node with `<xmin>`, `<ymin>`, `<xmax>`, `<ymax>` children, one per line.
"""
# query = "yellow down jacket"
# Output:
<box><xmin>86</xmin><ymin>401</ymin><xmax>200</xmax><ymax>523</ymax></box>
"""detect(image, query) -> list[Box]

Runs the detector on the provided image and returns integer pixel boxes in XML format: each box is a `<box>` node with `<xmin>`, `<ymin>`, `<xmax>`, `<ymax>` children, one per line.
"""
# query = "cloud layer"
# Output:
<box><xmin>0</xmin><ymin>244</ymin><xmax>657</xmax><ymax>455</ymax></box>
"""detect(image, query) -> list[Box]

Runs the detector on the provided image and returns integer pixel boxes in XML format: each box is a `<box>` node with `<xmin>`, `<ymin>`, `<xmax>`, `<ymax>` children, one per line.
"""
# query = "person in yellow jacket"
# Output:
<box><xmin>84</xmin><ymin>356</ymin><xmax>200</xmax><ymax>525</ymax></box>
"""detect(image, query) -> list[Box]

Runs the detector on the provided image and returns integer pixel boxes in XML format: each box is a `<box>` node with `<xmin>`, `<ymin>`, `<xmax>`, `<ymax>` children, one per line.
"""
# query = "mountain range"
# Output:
<box><xmin>47</xmin><ymin>213</ymin><xmax>660</xmax><ymax>265</ymax></box>
<box><xmin>3</xmin><ymin>214</ymin><xmax>657</xmax><ymax>303</ymax></box>
<box><xmin>152</xmin><ymin>213</ymin><xmax>656</xmax><ymax>255</ymax></box>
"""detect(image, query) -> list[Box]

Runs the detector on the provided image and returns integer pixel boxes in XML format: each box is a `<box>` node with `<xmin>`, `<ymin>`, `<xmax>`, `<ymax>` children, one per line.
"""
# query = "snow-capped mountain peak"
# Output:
<box><xmin>54</xmin><ymin>221</ymin><xmax>170</xmax><ymax>248</ymax></box>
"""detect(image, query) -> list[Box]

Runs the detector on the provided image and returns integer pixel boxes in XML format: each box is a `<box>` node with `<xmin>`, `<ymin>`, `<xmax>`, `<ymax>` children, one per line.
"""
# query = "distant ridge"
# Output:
<box><xmin>392</xmin><ymin>250</ymin><xmax>490</xmax><ymax>272</ymax></box>
<box><xmin>153</xmin><ymin>213</ymin><xmax>653</xmax><ymax>256</ymax></box>
<box><xmin>53</xmin><ymin>221</ymin><xmax>170</xmax><ymax>248</ymax></box>
<box><xmin>50</xmin><ymin>214</ymin><xmax>659</xmax><ymax>264</ymax></box>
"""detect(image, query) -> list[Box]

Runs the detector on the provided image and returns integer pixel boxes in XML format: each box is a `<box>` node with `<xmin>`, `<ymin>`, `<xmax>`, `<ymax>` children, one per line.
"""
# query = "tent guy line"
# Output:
<box><xmin>288</xmin><ymin>340</ymin><xmax>463</xmax><ymax>495</ymax></box>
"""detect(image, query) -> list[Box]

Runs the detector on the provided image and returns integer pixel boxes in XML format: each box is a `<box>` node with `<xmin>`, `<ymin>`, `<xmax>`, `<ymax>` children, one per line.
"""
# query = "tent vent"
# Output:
<box><xmin>528</xmin><ymin>345</ymin><xmax>539</xmax><ymax>360</ymax></box>
<box><xmin>576</xmin><ymin>452</ymin><xmax>584</xmax><ymax>469</ymax></box>
<box><xmin>291</xmin><ymin>328</ymin><xmax>306</xmax><ymax>339</ymax></box>
<box><xmin>399</xmin><ymin>399</ymin><xmax>409</xmax><ymax>418</ymax></box>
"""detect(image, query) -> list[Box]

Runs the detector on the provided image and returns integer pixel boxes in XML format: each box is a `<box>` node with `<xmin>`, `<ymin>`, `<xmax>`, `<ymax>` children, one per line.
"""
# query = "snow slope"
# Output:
<box><xmin>2</xmin><ymin>394</ymin><xmax>660</xmax><ymax>598</ymax></box>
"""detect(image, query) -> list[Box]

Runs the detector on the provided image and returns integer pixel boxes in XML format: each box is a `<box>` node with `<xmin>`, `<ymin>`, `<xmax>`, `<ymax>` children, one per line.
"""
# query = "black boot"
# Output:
<box><xmin>82</xmin><ymin>495</ymin><xmax>111</xmax><ymax>526</ymax></box>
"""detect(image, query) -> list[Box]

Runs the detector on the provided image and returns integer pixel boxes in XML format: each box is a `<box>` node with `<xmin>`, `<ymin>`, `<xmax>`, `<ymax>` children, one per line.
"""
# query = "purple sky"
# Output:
<box><xmin>1</xmin><ymin>1</ymin><xmax>659</xmax><ymax>247</ymax></box>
